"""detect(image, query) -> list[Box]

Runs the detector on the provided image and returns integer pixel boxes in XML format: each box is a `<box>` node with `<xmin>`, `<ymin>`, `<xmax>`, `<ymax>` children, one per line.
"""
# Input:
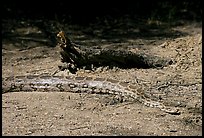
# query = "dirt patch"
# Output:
<box><xmin>2</xmin><ymin>20</ymin><xmax>202</xmax><ymax>136</ymax></box>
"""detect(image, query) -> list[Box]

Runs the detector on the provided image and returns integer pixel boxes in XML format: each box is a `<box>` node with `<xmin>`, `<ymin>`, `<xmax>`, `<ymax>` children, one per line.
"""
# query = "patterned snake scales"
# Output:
<box><xmin>2</xmin><ymin>75</ymin><xmax>180</xmax><ymax>114</ymax></box>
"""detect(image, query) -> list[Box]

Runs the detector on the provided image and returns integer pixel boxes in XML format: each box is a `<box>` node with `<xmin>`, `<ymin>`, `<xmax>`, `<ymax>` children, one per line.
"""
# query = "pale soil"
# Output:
<box><xmin>2</xmin><ymin>20</ymin><xmax>202</xmax><ymax>136</ymax></box>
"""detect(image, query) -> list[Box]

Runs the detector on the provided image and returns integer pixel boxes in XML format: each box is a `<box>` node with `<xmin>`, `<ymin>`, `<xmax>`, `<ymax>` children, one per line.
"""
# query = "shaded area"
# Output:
<box><xmin>2</xmin><ymin>0</ymin><xmax>201</xmax><ymax>44</ymax></box>
<box><xmin>2</xmin><ymin>0</ymin><xmax>202</xmax><ymax>22</ymax></box>
<box><xmin>2</xmin><ymin>16</ymin><xmax>191</xmax><ymax>48</ymax></box>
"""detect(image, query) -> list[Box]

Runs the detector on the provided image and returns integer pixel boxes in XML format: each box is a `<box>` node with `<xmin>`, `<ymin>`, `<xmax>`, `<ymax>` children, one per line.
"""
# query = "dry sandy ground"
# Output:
<box><xmin>2</xmin><ymin>20</ymin><xmax>202</xmax><ymax>136</ymax></box>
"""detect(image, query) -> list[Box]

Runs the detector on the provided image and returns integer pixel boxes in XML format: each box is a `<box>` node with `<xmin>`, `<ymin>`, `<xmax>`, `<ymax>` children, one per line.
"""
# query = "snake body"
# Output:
<box><xmin>2</xmin><ymin>75</ymin><xmax>180</xmax><ymax>114</ymax></box>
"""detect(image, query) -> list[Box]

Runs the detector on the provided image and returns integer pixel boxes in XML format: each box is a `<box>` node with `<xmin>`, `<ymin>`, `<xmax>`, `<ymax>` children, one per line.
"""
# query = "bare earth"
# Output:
<box><xmin>2</xmin><ymin>20</ymin><xmax>202</xmax><ymax>136</ymax></box>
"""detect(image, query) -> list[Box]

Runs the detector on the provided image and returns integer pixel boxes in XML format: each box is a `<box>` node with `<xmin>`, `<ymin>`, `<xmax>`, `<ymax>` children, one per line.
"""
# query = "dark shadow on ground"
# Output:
<box><xmin>2</xmin><ymin>17</ymin><xmax>192</xmax><ymax>48</ymax></box>
<box><xmin>2</xmin><ymin>1</ymin><xmax>201</xmax><ymax>48</ymax></box>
